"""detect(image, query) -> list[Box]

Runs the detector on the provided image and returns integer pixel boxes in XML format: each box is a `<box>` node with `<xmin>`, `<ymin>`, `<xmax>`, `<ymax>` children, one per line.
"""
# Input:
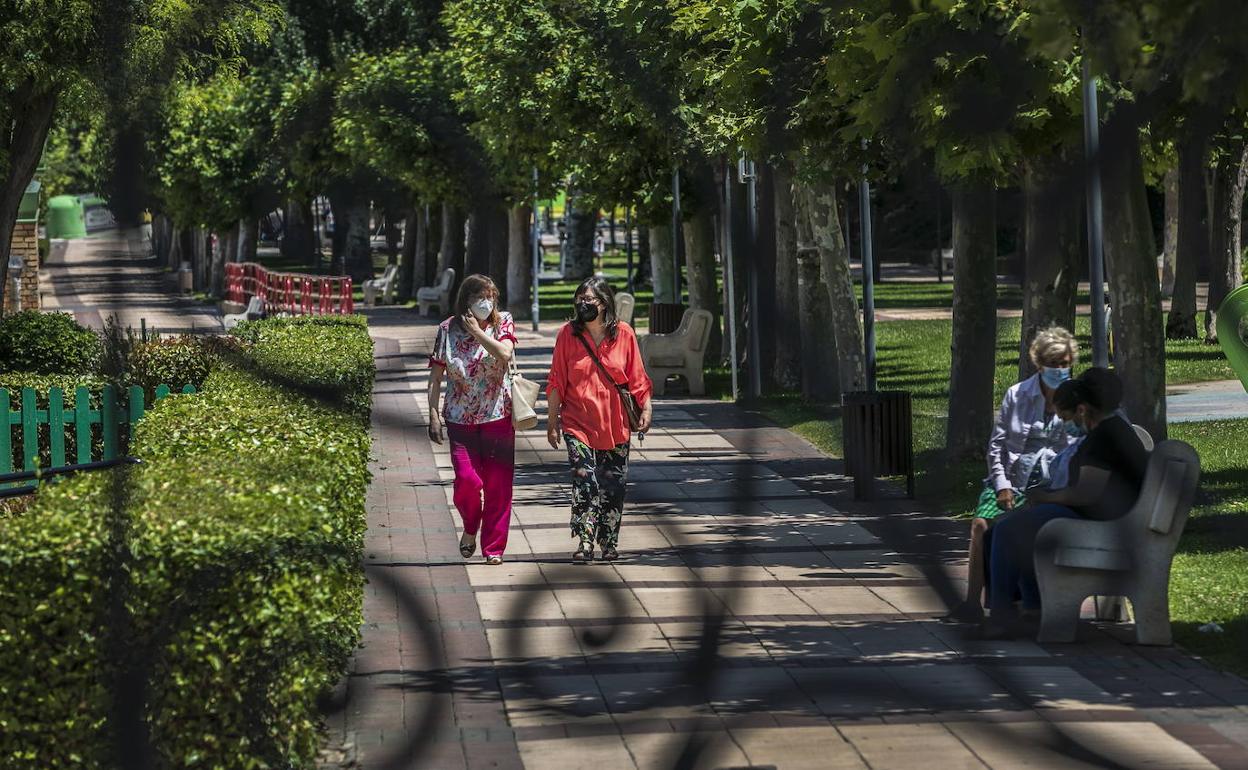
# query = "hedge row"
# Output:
<box><xmin>0</xmin><ymin>316</ymin><xmax>375</xmax><ymax>768</ymax></box>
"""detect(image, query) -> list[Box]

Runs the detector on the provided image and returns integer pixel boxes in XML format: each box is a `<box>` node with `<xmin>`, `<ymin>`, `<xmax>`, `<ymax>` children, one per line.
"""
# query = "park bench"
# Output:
<box><xmin>639</xmin><ymin>308</ymin><xmax>713</xmax><ymax>396</ymax></box>
<box><xmin>363</xmin><ymin>264</ymin><xmax>398</xmax><ymax>306</ymax></box>
<box><xmin>417</xmin><ymin>268</ymin><xmax>456</xmax><ymax>317</ymax></box>
<box><xmin>1034</xmin><ymin>437</ymin><xmax>1201</xmax><ymax>645</ymax></box>
<box><xmin>615</xmin><ymin>291</ymin><xmax>636</xmax><ymax>327</ymax></box>
<box><xmin>222</xmin><ymin>296</ymin><xmax>264</xmax><ymax>330</ymax></box>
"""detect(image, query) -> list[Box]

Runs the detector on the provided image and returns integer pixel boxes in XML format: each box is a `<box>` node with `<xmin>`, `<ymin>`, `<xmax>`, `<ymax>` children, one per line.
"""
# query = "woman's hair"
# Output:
<box><xmin>1029</xmin><ymin>326</ymin><xmax>1079</xmax><ymax>370</ymax></box>
<box><xmin>1053</xmin><ymin>367</ymin><xmax>1123</xmax><ymax>415</ymax></box>
<box><xmin>570</xmin><ymin>276</ymin><xmax>619</xmax><ymax>340</ymax></box>
<box><xmin>452</xmin><ymin>274</ymin><xmax>500</xmax><ymax>330</ymax></box>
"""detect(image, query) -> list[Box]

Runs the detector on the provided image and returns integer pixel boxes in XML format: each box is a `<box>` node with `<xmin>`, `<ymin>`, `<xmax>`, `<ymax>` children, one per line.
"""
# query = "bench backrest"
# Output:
<box><xmin>1126</xmin><ymin>440</ymin><xmax>1200</xmax><ymax>542</ymax></box>
<box><xmin>437</xmin><ymin>268</ymin><xmax>455</xmax><ymax>291</ymax></box>
<box><xmin>677</xmin><ymin>309</ymin><xmax>713</xmax><ymax>354</ymax></box>
<box><xmin>615</xmin><ymin>292</ymin><xmax>635</xmax><ymax>325</ymax></box>
<box><xmin>246</xmin><ymin>296</ymin><xmax>264</xmax><ymax>315</ymax></box>
<box><xmin>379</xmin><ymin>263</ymin><xmax>398</xmax><ymax>282</ymax></box>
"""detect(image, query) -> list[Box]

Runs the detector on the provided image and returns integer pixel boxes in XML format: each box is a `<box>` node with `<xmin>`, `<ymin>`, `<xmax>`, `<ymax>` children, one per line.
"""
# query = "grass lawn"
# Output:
<box><xmin>700</xmin><ymin>308</ymin><xmax>1245</xmax><ymax>675</ymax></box>
<box><xmin>536</xmin><ymin>249</ymin><xmax>655</xmax><ymax>323</ymax></box>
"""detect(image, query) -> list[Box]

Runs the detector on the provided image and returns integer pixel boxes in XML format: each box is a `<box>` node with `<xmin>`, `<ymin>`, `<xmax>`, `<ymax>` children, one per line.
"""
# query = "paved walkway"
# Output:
<box><xmin>39</xmin><ymin>229</ymin><xmax>222</xmax><ymax>333</ymax></box>
<box><xmin>335</xmin><ymin>306</ymin><xmax>1248</xmax><ymax>770</ymax></box>
<box><xmin>30</xmin><ymin>231</ymin><xmax>1248</xmax><ymax>767</ymax></box>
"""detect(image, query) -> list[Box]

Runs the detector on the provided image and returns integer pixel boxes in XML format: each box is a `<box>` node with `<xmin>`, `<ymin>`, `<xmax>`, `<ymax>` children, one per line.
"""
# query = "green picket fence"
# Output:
<box><xmin>1</xmin><ymin>383</ymin><xmax>196</xmax><ymax>482</ymax></box>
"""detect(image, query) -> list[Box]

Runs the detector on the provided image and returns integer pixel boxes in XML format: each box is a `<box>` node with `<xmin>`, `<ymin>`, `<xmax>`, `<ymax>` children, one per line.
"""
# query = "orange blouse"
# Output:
<box><xmin>547</xmin><ymin>322</ymin><xmax>653</xmax><ymax>450</ymax></box>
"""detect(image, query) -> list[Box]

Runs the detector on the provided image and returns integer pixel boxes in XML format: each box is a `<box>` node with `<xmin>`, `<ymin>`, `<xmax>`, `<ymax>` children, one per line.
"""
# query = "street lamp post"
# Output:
<box><xmin>739</xmin><ymin>152</ymin><xmax>762</xmax><ymax>399</ymax></box>
<box><xmin>1082</xmin><ymin>54</ymin><xmax>1109</xmax><ymax>369</ymax></box>
<box><xmin>859</xmin><ymin>150</ymin><xmax>878</xmax><ymax>392</ymax></box>
<box><xmin>531</xmin><ymin>167</ymin><xmax>541</xmax><ymax>332</ymax></box>
<box><xmin>671</xmin><ymin>167</ymin><xmax>682</xmax><ymax>303</ymax></box>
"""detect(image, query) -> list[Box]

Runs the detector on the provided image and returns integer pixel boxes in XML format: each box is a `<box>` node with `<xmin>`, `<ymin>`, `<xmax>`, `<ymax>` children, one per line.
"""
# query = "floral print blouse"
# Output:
<box><xmin>429</xmin><ymin>313</ymin><xmax>518</xmax><ymax>425</ymax></box>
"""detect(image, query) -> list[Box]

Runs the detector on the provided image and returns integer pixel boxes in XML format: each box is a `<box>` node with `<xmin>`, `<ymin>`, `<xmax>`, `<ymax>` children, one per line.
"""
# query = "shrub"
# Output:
<box><xmin>0</xmin><ymin>317</ymin><xmax>374</xmax><ymax>768</ymax></box>
<box><xmin>127</xmin><ymin>334</ymin><xmax>243</xmax><ymax>398</ymax></box>
<box><xmin>230</xmin><ymin>315</ymin><xmax>375</xmax><ymax>419</ymax></box>
<box><xmin>0</xmin><ymin>311</ymin><xmax>102</xmax><ymax>375</ymax></box>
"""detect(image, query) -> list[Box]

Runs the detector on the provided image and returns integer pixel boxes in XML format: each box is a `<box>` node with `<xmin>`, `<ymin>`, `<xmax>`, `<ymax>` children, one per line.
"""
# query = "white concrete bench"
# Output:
<box><xmin>416</xmin><ymin>268</ymin><xmax>455</xmax><ymax>317</ymax></box>
<box><xmin>615</xmin><ymin>291</ymin><xmax>636</xmax><ymax>327</ymax></box>
<box><xmin>363</xmin><ymin>263</ymin><xmax>398</xmax><ymax>306</ymax></box>
<box><xmin>1034</xmin><ymin>438</ymin><xmax>1201</xmax><ymax>645</ymax></box>
<box><xmin>223</xmin><ymin>296</ymin><xmax>264</xmax><ymax>330</ymax></box>
<box><xmin>639</xmin><ymin>308</ymin><xmax>713</xmax><ymax>396</ymax></box>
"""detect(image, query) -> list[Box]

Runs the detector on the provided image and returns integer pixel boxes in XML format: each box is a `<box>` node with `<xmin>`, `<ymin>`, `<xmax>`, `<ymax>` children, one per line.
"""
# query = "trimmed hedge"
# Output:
<box><xmin>0</xmin><ymin>317</ymin><xmax>374</xmax><ymax>768</ymax></box>
<box><xmin>0</xmin><ymin>311</ymin><xmax>102</xmax><ymax>375</ymax></box>
<box><xmin>127</xmin><ymin>334</ymin><xmax>243</xmax><ymax>399</ymax></box>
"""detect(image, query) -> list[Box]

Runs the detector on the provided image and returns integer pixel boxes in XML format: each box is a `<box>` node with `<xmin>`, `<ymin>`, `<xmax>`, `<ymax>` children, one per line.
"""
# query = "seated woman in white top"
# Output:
<box><xmin>946</xmin><ymin>327</ymin><xmax>1080</xmax><ymax>623</ymax></box>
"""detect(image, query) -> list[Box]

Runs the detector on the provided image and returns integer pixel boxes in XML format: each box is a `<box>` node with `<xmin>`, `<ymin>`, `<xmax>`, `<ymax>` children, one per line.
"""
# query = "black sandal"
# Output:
<box><xmin>459</xmin><ymin>535</ymin><xmax>476</xmax><ymax>559</ymax></box>
<box><xmin>572</xmin><ymin>543</ymin><xmax>593</xmax><ymax>563</ymax></box>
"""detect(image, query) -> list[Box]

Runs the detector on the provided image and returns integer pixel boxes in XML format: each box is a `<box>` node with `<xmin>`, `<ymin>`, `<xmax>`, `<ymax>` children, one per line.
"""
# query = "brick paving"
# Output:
<box><xmin>42</xmin><ymin>229</ymin><xmax>1248</xmax><ymax>768</ymax></box>
<box><xmin>344</xmin><ymin>306</ymin><xmax>1248</xmax><ymax>770</ymax></box>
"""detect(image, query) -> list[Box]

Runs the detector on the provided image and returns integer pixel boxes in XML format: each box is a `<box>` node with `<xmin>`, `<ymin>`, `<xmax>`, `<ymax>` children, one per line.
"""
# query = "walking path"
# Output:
<box><xmin>31</xmin><ymin>230</ymin><xmax>1248</xmax><ymax>767</ymax></box>
<box><xmin>336</xmin><ymin>306</ymin><xmax>1248</xmax><ymax>770</ymax></box>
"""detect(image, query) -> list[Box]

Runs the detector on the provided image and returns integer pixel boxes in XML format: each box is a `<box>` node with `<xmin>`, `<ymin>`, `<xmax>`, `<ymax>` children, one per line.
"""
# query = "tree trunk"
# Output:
<box><xmin>771</xmin><ymin>162</ymin><xmax>803</xmax><ymax>391</ymax></box>
<box><xmin>725</xmin><ymin>168</ymin><xmax>748</xmax><ymax>365</ymax></box>
<box><xmin>1167</xmin><ymin>135</ymin><xmax>1206</xmax><ymax>339</ymax></box>
<box><xmin>946</xmin><ymin>180</ymin><xmax>999</xmax><ymax>457</ymax></box>
<box><xmin>1103</xmin><ymin>114</ymin><xmax>1167</xmax><ymax>439</ymax></box>
<box><xmin>684</xmin><ymin>168</ymin><xmax>724</xmax><ymax>355</ymax></box>
<box><xmin>635</xmin><ymin>224</ymin><xmax>651</xmax><ymax>289</ymax></box>
<box><xmin>0</xmin><ymin>88</ymin><xmax>57</xmax><ymax>307</ymax></box>
<box><xmin>238</xmin><ymin>218</ymin><xmax>258</xmax><ymax>263</ymax></box>
<box><xmin>1019</xmin><ymin>156</ymin><xmax>1081</xmax><ymax>380</ymax></box>
<box><xmin>489</xmin><ymin>204</ymin><xmax>509</xmax><ymax>302</ymax></box>
<box><xmin>209</xmin><ymin>227</ymin><xmax>231</xmax><ymax>298</ymax></box>
<box><xmin>439</xmin><ymin>203</ymin><xmax>467</xmax><ymax>295</ymax></box>
<box><xmin>648</xmin><ymin>224</ymin><xmax>677</xmax><ymax>304</ymax></box>
<box><xmin>794</xmin><ymin>201</ymin><xmax>841</xmax><ymax>403</ymax></box>
<box><xmin>398</xmin><ymin>205</ymin><xmax>420</xmax><ymax>302</ymax></box>
<box><xmin>1161</xmin><ymin>167</ymin><xmax>1179</xmax><ymax>298</ymax></box>
<box><xmin>1206</xmin><ymin>138</ymin><xmax>1248</xmax><ymax>342</ymax></box>
<box><xmin>466</xmin><ymin>202</ymin><xmax>492</xmax><ymax>277</ymax></box>
<box><xmin>794</xmin><ymin>177</ymin><xmax>866</xmax><ymax>394</ymax></box>
<box><xmin>507</xmin><ymin>203</ymin><xmax>534</xmax><ymax>321</ymax></box>
<box><xmin>564</xmin><ymin>198</ymin><xmax>596</xmax><ymax>281</ymax></box>
<box><xmin>281</xmin><ymin>199</ymin><xmax>316</xmax><ymax>264</ymax></box>
<box><xmin>192</xmin><ymin>228</ymin><xmax>209</xmax><ymax>293</ymax></box>
<box><xmin>343</xmin><ymin>199</ymin><xmax>373</xmax><ymax>282</ymax></box>
<box><xmin>384</xmin><ymin>215</ymin><xmax>401</xmax><ymax>265</ymax></box>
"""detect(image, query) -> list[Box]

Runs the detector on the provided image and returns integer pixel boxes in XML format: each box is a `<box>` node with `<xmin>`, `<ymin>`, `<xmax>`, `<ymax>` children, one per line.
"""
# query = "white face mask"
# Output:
<box><xmin>470</xmin><ymin>298</ymin><xmax>494</xmax><ymax>321</ymax></box>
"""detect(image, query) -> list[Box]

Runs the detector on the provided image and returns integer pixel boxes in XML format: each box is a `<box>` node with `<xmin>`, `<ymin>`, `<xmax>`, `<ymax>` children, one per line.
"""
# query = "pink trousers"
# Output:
<box><xmin>447</xmin><ymin>418</ymin><xmax>515</xmax><ymax>557</ymax></box>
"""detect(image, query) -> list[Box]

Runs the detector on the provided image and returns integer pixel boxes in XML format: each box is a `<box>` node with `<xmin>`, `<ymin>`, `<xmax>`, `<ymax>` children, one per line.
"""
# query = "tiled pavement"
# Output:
<box><xmin>39</xmin><ymin>231</ymin><xmax>1248</xmax><ymax>767</ymax></box>
<box><xmin>339</xmin><ymin>306</ymin><xmax>1248</xmax><ymax>770</ymax></box>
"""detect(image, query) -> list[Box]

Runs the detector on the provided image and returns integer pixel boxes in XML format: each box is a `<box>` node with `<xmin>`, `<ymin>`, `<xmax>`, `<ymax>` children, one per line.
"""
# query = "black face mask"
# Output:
<box><xmin>575</xmin><ymin>301</ymin><xmax>600</xmax><ymax>323</ymax></box>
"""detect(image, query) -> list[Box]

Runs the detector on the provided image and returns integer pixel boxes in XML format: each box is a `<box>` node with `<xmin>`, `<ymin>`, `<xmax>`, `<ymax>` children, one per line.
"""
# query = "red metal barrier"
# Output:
<box><xmin>223</xmin><ymin>262</ymin><xmax>355</xmax><ymax>316</ymax></box>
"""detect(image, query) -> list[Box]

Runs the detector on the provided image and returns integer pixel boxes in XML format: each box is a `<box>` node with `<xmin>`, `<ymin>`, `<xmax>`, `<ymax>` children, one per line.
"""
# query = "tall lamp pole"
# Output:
<box><xmin>1082</xmin><ymin>54</ymin><xmax>1109</xmax><ymax>368</ymax></box>
<box><xmin>672</xmin><ymin>167</ymin><xmax>682</xmax><ymax>303</ymax></box>
<box><xmin>859</xmin><ymin>145</ymin><xmax>878</xmax><ymax>392</ymax></box>
<box><xmin>739</xmin><ymin>152</ymin><xmax>762</xmax><ymax>399</ymax></box>
<box><xmin>530</xmin><ymin>166</ymin><xmax>541</xmax><ymax>332</ymax></box>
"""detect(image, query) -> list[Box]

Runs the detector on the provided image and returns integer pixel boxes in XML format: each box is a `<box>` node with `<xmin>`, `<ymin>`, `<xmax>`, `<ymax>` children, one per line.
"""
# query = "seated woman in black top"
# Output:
<box><xmin>981</xmin><ymin>367</ymin><xmax>1149</xmax><ymax>637</ymax></box>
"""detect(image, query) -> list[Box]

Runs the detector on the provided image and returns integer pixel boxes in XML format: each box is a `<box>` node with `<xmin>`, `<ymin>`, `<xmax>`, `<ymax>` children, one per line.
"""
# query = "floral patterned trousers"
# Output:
<box><xmin>564</xmin><ymin>434</ymin><xmax>630</xmax><ymax>549</ymax></box>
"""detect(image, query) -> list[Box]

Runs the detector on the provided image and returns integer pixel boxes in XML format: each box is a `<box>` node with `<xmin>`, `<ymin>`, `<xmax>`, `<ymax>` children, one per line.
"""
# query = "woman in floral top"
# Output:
<box><xmin>428</xmin><ymin>274</ymin><xmax>518</xmax><ymax>565</ymax></box>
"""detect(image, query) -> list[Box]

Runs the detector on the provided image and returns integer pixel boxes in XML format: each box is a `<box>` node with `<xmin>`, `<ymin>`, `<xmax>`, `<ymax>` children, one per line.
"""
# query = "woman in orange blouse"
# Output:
<box><xmin>546</xmin><ymin>277</ymin><xmax>653</xmax><ymax>562</ymax></box>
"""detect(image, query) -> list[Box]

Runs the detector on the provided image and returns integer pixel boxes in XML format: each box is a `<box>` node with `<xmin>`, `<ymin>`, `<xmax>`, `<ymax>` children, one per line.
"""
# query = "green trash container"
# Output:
<box><xmin>46</xmin><ymin>195</ymin><xmax>87</xmax><ymax>239</ymax></box>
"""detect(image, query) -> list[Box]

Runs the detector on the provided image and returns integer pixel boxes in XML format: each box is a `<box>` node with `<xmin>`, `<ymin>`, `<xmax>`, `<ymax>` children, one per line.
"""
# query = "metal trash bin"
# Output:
<box><xmin>841</xmin><ymin>390</ymin><xmax>914</xmax><ymax>500</ymax></box>
<box><xmin>648</xmin><ymin>302</ymin><xmax>685</xmax><ymax>334</ymax></box>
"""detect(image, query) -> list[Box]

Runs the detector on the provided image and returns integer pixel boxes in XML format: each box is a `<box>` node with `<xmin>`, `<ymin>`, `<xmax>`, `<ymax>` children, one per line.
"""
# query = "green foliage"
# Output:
<box><xmin>0</xmin><ymin>311</ymin><xmax>102</xmax><ymax>375</ymax></box>
<box><xmin>0</xmin><ymin>317</ymin><xmax>374</xmax><ymax>768</ymax></box>
<box><xmin>127</xmin><ymin>335</ymin><xmax>244</xmax><ymax>398</ymax></box>
<box><xmin>230</xmin><ymin>315</ymin><xmax>376</xmax><ymax>419</ymax></box>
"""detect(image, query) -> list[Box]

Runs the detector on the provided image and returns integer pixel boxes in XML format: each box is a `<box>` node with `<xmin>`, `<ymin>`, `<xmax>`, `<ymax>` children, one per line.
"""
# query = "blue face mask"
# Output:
<box><xmin>1041</xmin><ymin>366</ymin><xmax>1071</xmax><ymax>389</ymax></box>
<box><xmin>1064</xmin><ymin>420</ymin><xmax>1086</xmax><ymax>438</ymax></box>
